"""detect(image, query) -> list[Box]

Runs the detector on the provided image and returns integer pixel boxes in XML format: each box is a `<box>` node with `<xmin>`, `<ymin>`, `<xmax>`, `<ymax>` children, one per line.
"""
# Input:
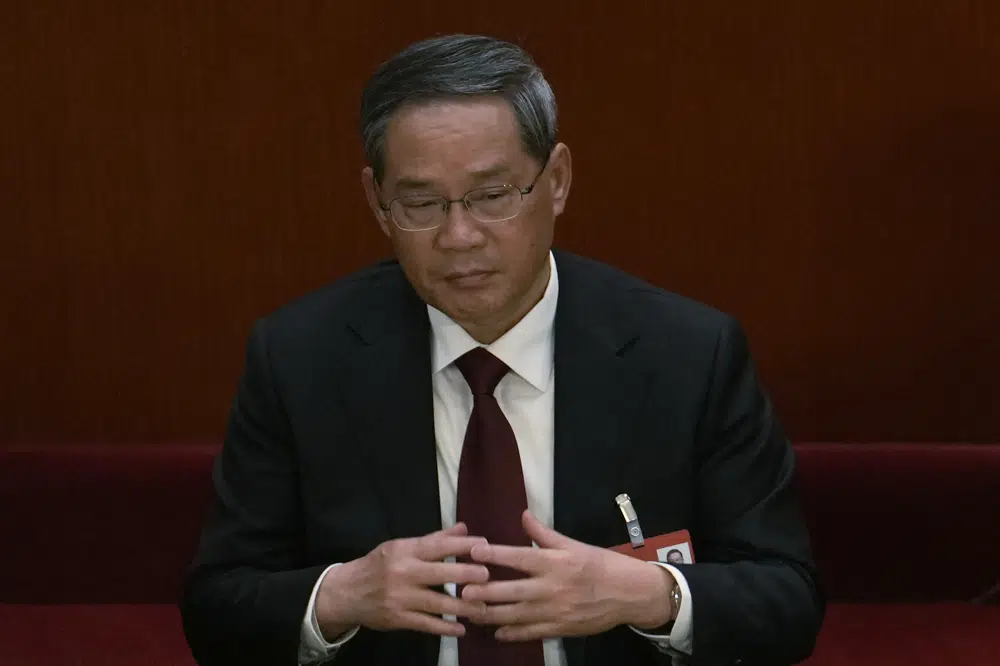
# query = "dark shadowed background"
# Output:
<box><xmin>2</xmin><ymin>1</ymin><xmax>998</xmax><ymax>444</ymax></box>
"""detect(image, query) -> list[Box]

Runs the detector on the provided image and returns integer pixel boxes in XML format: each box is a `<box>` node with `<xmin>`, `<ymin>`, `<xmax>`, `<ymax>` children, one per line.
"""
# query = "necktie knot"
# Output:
<box><xmin>455</xmin><ymin>347</ymin><xmax>509</xmax><ymax>396</ymax></box>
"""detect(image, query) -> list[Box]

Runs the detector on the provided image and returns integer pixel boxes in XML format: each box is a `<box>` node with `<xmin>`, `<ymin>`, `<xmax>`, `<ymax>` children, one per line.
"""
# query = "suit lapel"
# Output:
<box><xmin>340</xmin><ymin>272</ymin><xmax>443</xmax><ymax>542</ymax></box>
<box><xmin>552</xmin><ymin>253</ymin><xmax>649</xmax><ymax>666</ymax></box>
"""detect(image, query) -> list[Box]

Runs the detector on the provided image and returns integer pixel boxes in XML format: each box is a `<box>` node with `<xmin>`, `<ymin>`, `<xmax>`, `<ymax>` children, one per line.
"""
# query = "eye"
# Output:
<box><xmin>469</xmin><ymin>187</ymin><xmax>512</xmax><ymax>203</ymax></box>
<box><xmin>400</xmin><ymin>196</ymin><xmax>441</xmax><ymax>209</ymax></box>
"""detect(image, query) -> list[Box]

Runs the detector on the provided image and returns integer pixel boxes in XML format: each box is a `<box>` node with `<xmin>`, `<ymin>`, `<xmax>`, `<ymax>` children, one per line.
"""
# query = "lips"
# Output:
<box><xmin>444</xmin><ymin>269</ymin><xmax>494</xmax><ymax>286</ymax></box>
<box><xmin>446</xmin><ymin>269</ymin><xmax>491</xmax><ymax>279</ymax></box>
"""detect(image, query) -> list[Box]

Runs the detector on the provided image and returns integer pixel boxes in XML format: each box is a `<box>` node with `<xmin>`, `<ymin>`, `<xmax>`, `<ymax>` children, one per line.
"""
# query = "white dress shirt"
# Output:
<box><xmin>298</xmin><ymin>252</ymin><xmax>693</xmax><ymax>665</ymax></box>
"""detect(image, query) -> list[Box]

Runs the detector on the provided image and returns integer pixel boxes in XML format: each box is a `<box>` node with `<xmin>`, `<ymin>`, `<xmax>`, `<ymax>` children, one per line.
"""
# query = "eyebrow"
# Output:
<box><xmin>392</xmin><ymin>164</ymin><xmax>515</xmax><ymax>193</ymax></box>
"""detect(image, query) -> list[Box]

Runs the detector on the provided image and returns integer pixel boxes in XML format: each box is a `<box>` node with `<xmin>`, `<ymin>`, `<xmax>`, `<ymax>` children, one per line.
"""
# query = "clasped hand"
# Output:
<box><xmin>461</xmin><ymin>510</ymin><xmax>674</xmax><ymax>640</ymax></box>
<box><xmin>317</xmin><ymin>510</ymin><xmax>675</xmax><ymax>642</ymax></box>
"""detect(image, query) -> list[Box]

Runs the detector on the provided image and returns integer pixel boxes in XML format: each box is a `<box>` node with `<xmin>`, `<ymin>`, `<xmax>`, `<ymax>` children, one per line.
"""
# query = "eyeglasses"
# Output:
<box><xmin>378</xmin><ymin>157</ymin><xmax>549</xmax><ymax>232</ymax></box>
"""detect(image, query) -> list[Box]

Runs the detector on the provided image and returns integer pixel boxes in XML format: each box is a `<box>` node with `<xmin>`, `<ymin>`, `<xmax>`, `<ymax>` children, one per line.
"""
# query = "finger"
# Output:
<box><xmin>496</xmin><ymin>621</ymin><xmax>565</xmax><ymax>642</ymax></box>
<box><xmin>408</xmin><ymin>588</ymin><xmax>488</xmax><ymax>621</ymax></box>
<box><xmin>521</xmin><ymin>510</ymin><xmax>574</xmax><ymax>549</ymax></box>
<box><xmin>469</xmin><ymin>543</ymin><xmax>551</xmax><ymax>574</ymax></box>
<box><xmin>461</xmin><ymin>578</ymin><xmax>547</xmax><ymax>604</ymax></box>
<box><xmin>474</xmin><ymin>601</ymin><xmax>543</xmax><ymax>626</ymax></box>
<box><xmin>394</xmin><ymin>610</ymin><xmax>468</xmax><ymax>637</ymax></box>
<box><xmin>411</xmin><ymin>561</ymin><xmax>490</xmax><ymax>586</ymax></box>
<box><xmin>415</xmin><ymin>534</ymin><xmax>489</xmax><ymax>562</ymax></box>
<box><xmin>438</xmin><ymin>522</ymin><xmax>469</xmax><ymax>536</ymax></box>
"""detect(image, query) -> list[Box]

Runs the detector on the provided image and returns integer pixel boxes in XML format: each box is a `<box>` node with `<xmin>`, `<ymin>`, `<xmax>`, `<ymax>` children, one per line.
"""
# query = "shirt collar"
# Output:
<box><xmin>428</xmin><ymin>251</ymin><xmax>558</xmax><ymax>392</ymax></box>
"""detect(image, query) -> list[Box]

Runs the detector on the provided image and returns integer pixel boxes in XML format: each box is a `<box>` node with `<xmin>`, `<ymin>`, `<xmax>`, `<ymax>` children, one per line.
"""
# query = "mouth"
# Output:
<box><xmin>443</xmin><ymin>269</ymin><xmax>495</xmax><ymax>287</ymax></box>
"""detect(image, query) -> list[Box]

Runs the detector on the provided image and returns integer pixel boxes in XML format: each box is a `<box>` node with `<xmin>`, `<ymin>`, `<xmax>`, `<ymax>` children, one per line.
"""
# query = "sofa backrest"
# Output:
<box><xmin>794</xmin><ymin>443</ymin><xmax>1000</xmax><ymax>602</ymax></box>
<box><xmin>0</xmin><ymin>443</ymin><xmax>216</xmax><ymax>603</ymax></box>
<box><xmin>1</xmin><ymin>442</ymin><xmax>997</xmax><ymax>603</ymax></box>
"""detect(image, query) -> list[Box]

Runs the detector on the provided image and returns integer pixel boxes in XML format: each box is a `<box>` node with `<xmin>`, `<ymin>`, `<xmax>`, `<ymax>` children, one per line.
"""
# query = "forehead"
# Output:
<box><xmin>381</xmin><ymin>98</ymin><xmax>528</xmax><ymax>183</ymax></box>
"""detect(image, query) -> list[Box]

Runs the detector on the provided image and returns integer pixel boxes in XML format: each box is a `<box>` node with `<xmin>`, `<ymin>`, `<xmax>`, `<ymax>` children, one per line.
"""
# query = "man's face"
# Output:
<box><xmin>362</xmin><ymin>98</ymin><xmax>571</xmax><ymax>342</ymax></box>
<box><xmin>666</xmin><ymin>551</ymin><xmax>684</xmax><ymax>564</ymax></box>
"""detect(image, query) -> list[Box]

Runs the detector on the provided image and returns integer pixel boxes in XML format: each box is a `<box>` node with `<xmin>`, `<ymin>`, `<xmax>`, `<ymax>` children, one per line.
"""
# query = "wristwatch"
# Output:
<box><xmin>670</xmin><ymin>582</ymin><xmax>683</xmax><ymax>620</ymax></box>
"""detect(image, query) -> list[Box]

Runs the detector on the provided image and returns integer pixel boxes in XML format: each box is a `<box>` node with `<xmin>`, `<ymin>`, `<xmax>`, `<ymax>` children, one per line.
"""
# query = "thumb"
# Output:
<box><xmin>521</xmin><ymin>510</ymin><xmax>574</xmax><ymax>549</ymax></box>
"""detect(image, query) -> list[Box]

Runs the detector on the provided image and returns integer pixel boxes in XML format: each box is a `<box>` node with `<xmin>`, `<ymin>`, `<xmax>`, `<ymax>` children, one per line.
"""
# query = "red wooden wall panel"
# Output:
<box><xmin>2</xmin><ymin>2</ymin><xmax>998</xmax><ymax>443</ymax></box>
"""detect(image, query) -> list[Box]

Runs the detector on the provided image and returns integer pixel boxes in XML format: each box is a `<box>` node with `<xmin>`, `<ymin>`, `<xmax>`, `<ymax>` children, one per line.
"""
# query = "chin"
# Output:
<box><xmin>442</xmin><ymin>298</ymin><xmax>498</xmax><ymax>323</ymax></box>
<box><xmin>435</xmin><ymin>289</ymin><xmax>504</xmax><ymax>323</ymax></box>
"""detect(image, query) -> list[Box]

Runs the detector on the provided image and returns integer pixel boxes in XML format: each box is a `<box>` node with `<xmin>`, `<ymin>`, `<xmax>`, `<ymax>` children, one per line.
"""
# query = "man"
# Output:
<box><xmin>665</xmin><ymin>549</ymin><xmax>686</xmax><ymax>565</ymax></box>
<box><xmin>181</xmin><ymin>34</ymin><xmax>823</xmax><ymax>666</ymax></box>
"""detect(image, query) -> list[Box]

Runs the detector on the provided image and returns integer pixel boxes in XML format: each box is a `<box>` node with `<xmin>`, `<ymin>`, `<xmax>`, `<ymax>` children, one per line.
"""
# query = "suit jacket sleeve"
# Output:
<box><xmin>677</xmin><ymin>317</ymin><xmax>825</xmax><ymax>666</ymax></box>
<box><xmin>180</xmin><ymin>318</ymin><xmax>328</xmax><ymax>665</ymax></box>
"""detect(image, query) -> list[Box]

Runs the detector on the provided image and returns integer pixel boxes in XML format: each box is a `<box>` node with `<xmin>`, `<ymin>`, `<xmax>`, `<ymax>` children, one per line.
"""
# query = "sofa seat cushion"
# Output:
<box><xmin>1</xmin><ymin>602</ymin><xmax>997</xmax><ymax>665</ymax></box>
<box><xmin>805</xmin><ymin>603</ymin><xmax>1000</xmax><ymax>665</ymax></box>
<box><xmin>0</xmin><ymin>604</ymin><xmax>195</xmax><ymax>665</ymax></box>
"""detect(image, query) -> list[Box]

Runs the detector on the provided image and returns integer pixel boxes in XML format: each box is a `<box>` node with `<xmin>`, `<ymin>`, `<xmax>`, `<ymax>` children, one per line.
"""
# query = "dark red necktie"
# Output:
<box><xmin>454</xmin><ymin>347</ymin><xmax>545</xmax><ymax>666</ymax></box>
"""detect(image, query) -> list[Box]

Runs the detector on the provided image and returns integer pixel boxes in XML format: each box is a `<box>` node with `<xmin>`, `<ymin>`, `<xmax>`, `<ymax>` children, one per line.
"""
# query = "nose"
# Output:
<box><xmin>435</xmin><ymin>201</ymin><xmax>487</xmax><ymax>251</ymax></box>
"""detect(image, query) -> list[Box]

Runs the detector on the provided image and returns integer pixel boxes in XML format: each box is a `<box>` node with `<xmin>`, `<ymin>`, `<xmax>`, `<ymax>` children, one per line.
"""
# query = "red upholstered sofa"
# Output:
<box><xmin>1</xmin><ymin>443</ymin><xmax>998</xmax><ymax>665</ymax></box>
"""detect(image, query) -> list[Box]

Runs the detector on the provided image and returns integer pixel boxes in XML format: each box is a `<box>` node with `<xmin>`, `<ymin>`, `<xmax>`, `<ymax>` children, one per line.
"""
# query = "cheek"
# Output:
<box><xmin>390</xmin><ymin>236</ymin><xmax>436</xmax><ymax>288</ymax></box>
<box><xmin>497</xmin><ymin>216</ymin><xmax>551</xmax><ymax>267</ymax></box>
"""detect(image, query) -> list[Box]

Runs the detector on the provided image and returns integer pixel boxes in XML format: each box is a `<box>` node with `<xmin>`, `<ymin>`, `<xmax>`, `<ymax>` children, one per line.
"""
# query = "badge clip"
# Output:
<box><xmin>615</xmin><ymin>493</ymin><xmax>645</xmax><ymax>549</ymax></box>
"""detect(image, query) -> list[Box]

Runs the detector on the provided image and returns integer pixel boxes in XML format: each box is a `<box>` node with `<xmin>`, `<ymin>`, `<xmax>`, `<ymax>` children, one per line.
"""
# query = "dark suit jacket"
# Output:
<box><xmin>181</xmin><ymin>251</ymin><xmax>824</xmax><ymax>666</ymax></box>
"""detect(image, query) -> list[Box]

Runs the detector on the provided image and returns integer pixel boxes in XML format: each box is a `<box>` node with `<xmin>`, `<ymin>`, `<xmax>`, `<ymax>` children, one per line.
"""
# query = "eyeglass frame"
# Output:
<box><xmin>376</xmin><ymin>153</ymin><xmax>551</xmax><ymax>232</ymax></box>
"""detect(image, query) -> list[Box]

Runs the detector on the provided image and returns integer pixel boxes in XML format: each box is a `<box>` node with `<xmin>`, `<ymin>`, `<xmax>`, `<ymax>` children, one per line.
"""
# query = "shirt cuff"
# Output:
<box><xmin>629</xmin><ymin>562</ymin><xmax>693</xmax><ymax>655</ymax></box>
<box><xmin>298</xmin><ymin>563</ymin><xmax>360</xmax><ymax>664</ymax></box>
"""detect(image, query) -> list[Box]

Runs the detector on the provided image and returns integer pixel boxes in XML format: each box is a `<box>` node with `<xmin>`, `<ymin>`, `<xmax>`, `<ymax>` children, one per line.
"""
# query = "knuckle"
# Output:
<box><xmin>449</xmin><ymin>598</ymin><xmax>470</xmax><ymax>618</ymax></box>
<box><xmin>568</xmin><ymin>553</ymin><xmax>590</xmax><ymax>577</ymax></box>
<box><xmin>376</xmin><ymin>540</ymin><xmax>401</xmax><ymax>564</ymax></box>
<box><xmin>386</xmin><ymin>557</ymin><xmax>410</xmax><ymax>577</ymax></box>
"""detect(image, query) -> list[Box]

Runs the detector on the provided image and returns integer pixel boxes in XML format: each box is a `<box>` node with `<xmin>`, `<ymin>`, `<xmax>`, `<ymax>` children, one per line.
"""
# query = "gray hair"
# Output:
<box><xmin>360</xmin><ymin>34</ymin><xmax>558</xmax><ymax>182</ymax></box>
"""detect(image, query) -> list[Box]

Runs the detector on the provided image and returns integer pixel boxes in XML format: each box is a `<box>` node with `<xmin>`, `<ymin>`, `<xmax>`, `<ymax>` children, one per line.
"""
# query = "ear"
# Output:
<box><xmin>547</xmin><ymin>142</ymin><xmax>572</xmax><ymax>218</ymax></box>
<box><xmin>361</xmin><ymin>166</ymin><xmax>393</xmax><ymax>238</ymax></box>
